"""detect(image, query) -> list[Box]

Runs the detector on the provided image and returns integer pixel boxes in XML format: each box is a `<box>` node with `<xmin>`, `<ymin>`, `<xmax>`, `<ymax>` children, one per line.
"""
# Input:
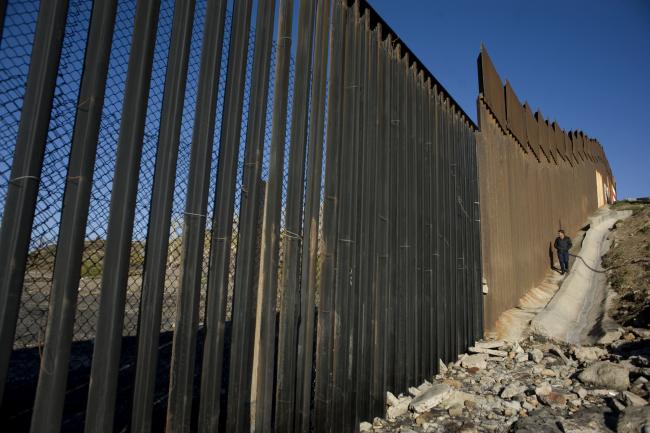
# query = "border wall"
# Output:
<box><xmin>476</xmin><ymin>46</ymin><xmax>615</xmax><ymax>330</ymax></box>
<box><xmin>0</xmin><ymin>1</ymin><xmax>482</xmax><ymax>432</ymax></box>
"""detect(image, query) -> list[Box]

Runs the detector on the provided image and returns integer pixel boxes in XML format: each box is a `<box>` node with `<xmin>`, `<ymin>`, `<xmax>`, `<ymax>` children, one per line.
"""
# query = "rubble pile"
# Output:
<box><xmin>362</xmin><ymin>329</ymin><xmax>650</xmax><ymax>433</ymax></box>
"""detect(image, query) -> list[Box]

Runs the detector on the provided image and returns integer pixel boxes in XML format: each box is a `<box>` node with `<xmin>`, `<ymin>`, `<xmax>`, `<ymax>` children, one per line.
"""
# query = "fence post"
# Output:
<box><xmin>225</xmin><ymin>0</ymin><xmax>276</xmax><ymax>430</ymax></box>
<box><xmin>0</xmin><ymin>0</ymin><xmax>69</xmax><ymax>404</ymax></box>
<box><xmin>130</xmin><ymin>0</ymin><xmax>196</xmax><ymax>431</ymax></box>
<box><xmin>28</xmin><ymin>1</ymin><xmax>117</xmax><ymax>432</ymax></box>
<box><xmin>313</xmin><ymin>1</ymin><xmax>346</xmax><ymax>430</ymax></box>
<box><xmin>84</xmin><ymin>1</ymin><xmax>161</xmax><ymax>431</ymax></box>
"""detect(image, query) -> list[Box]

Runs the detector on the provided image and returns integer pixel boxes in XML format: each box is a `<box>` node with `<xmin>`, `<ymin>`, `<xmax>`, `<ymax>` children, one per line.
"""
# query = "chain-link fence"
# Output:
<box><xmin>0</xmin><ymin>1</ymin><xmax>296</xmax><ymax>431</ymax></box>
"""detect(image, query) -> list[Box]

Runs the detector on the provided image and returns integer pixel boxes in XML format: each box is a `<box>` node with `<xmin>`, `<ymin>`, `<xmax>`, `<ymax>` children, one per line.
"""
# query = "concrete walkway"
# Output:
<box><xmin>530</xmin><ymin>206</ymin><xmax>632</xmax><ymax>345</ymax></box>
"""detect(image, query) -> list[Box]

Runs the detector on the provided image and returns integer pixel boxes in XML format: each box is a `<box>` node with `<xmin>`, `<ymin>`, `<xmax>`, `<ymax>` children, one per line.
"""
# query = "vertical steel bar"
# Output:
<box><xmin>84</xmin><ymin>1</ymin><xmax>162</xmax><ymax>431</ymax></box>
<box><xmin>387</xmin><ymin>42</ymin><xmax>400</xmax><ymax>392</ymax></box>
<box><xmin>0</xmin><ymin>0</ymin><xmax>69</xmax><ymax>400</ymax></box>
<box><xmin>194</xmin><ymin>0</ymin><xmax>253</xmax><ymax>431</ymax></box>
<box><xmin>313</xmin><ymin>1</ymin><xmax>345</xmax><ymax>430</ymax></box>
<box><xmin>420</xmin><ymin>75</ymin><xmax>431</xmax><ymax>378</ymax></box>
<box><xmin>253</xmin><ymin>0</ymin><xmax>293</xmax><ymax>431</ymax></box>
<box><xmin>162</xmin><ymin>1</ymin><xmax>228</xmax><ymax>431</ymax></box>
<box><xmin>274</xmin><ymin>0</ymin><xmax>316</xmax><ymax>430</ymax></box>
<box><xmin>28</xmin><ymin>1</ymin><xmax>117</xmax><ymax>432</ymax></box>
<box><xmin>130</xmin><ymin>1</ymin><xmax>196</xmax><ymax>431</ymax></box>
<box><xmin>371</xmin><ymin>28</ymin><xmax>390</xmax><ymax>417</ymax></box>
<box><xmin>226</xmin><ymin>0</ymin><xmax>276</xmax><ymax>430</ymax></box>
<box><xmin>331</xmin><ymin>5</ymin><xmax>356</xmax><ymax>431</ymax></box>
<box><xmin>295</xmin><ymin>0</ymin><xmax>331</xmax><ymax>431</ymax></box>
<box><xmin>355</xmin><ymin>13</ymin><xmax>376</xmax><ymax>424</ymax></box>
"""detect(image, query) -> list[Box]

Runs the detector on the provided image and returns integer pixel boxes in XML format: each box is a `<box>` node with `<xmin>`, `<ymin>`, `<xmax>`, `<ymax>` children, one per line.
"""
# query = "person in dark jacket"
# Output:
<box><xmin>554</xmin><ymin>229</ymin><xmax>572</xmax><ymax>274</ymax></box>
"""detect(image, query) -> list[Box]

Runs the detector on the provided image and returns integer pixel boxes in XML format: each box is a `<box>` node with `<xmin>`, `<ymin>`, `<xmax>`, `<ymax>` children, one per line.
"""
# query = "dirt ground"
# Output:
<box><xmin>603</xmin><ymin>201</ymin><xmax>650</xmax><ymax>327</ymax></box>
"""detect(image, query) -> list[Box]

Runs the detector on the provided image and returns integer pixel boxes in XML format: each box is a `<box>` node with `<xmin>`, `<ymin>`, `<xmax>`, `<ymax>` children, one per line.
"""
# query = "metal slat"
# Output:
<box><xmin>194</xmin><ymin>1</ymin><xmax>253</xmax><ymax>432</ymax></box>
<box><xmin>28</xmin><ymin>2</ymin><xmax>117</xmax><ymax>432</ymax></box>
<box><xmin>225</xmin><ymin>0</ymin><xmax>276</xmax><ymax>431</ymax></box>
<box><xmin>84</xmin><ymin>1</ymin><xmax>162</xmax><ymax>431</ymax></box>
<box><xmin>0</xmin><ymin>0</ymin><xmax>70</xmax><ymax>401</ymax></box>
<box><xmin>313</xmin><ymin>1</ymin><xmax>345</xmax><ymax>430</ymax></box>
<box><xmin>130</xmin><ymin>1</ymin><xmax>196</xmax><ymax>431</ymax></box>
<box><xmin>252</xmin><ymin>0</ymin><xmax>293</xmax><ymax>431</ymax></box>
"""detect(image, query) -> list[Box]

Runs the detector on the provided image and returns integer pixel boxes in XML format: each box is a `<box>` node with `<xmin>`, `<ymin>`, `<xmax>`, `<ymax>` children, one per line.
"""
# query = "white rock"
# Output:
<box><xmin>535</xmin><ymin>382</ymin><xmax>552</xmax><ymax>397</ymax></box>
<box><xmin>475</xmin><ymin>340</ymin><xmax>506</xmax><ymax>349</ymax></box>
<box><xmin>461</xmin><ymin>354</ymin><xmax>488</xmax><ymax>370</ymax></box>
<box><xmin>573</xmin><ymin>346</ymin><xmax>607</xmax><ymax>362</ymax></box>
<box><xmin>501</xmin><ymin>382</ymin><xmax>526</xmax><ymax>399</ymax></box>
<box><xmin>409</xmin><ymin>383</ymin><xmax>452</xmax><ymax>413</ymax></box>
<box><xmin>387</xmin><ymin>396</ymin><xmax>411</xmax><ymax>420</ymax></box>
<box><xmin>439</xmin><ymin>359</ymin><xmax>448</xmax><ymax>373</ymax></box>
<box><xmin>469</xmin><ymin>346</ymin><xmax>508</xmax><ymax>357</ymax></box>
<box><xmin>621</xmin><ymin>390</ymin><xmax>648</xmax><ymax>407</ymax></box>
<box><xmin>359</xmin><ymin>421</ymin><xmax>372</xmax><ymax>432</ymax></box>
<box><xmin>529</xmin><ymin>348</ymin><xmax>544</xmax><ymax>363</ymax></box>
<box><xmin>386</xmin><ymin>391</ymin><xmax>399</xmax><ymax>407</ymax></box>
<box><xmin>408</xmin><ymin>386</ymin><xmax>421</xmax><ymax>397</ymax></box>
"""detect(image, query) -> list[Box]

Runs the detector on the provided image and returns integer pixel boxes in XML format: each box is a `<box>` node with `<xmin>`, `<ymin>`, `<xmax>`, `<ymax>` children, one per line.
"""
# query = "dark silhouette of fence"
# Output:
<box><xmin>0</xmin><ymin>1</ymin><xmax>482</xmax><ymax>432</ymax></box>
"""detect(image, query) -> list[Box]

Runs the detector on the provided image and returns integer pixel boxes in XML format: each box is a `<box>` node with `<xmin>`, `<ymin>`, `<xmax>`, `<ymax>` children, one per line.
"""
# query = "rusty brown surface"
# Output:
<box><xmin>478</xmin><ymin>46</ymin><xmax>507</xmax><ymax>130</ymax></box>
<box><xmin>476</xmin><ymin>48</ymin><xmax>614</xmax><ymax>331</ymax></box>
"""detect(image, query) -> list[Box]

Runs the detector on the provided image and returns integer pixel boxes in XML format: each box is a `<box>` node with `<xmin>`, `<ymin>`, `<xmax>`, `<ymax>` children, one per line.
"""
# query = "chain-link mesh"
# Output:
<box><xmin>0</xmin><ymin>1</ymin><xmax>301</xmax><ymax>430</ymax></box>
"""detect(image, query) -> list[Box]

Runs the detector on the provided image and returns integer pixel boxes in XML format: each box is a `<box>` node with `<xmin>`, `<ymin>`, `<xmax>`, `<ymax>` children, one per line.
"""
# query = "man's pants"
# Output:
<box><xmin>558</xmin><ymin>250</ymin><xmax>569</xmax><ymax>273</ymax></box>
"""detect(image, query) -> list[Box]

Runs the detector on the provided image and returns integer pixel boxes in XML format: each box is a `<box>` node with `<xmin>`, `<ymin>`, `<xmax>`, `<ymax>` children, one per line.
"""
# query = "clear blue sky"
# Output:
<box><xmin>370</xmin><ymin>0</ymin><xmax>649</xmax><ymax>199</ymax></box>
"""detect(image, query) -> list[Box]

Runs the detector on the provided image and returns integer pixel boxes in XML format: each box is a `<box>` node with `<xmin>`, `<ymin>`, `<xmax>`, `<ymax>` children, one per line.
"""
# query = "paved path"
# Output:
<box><xmin>530</xmin><ymin>206</ymin><xmax>632</xmax><ymax>344</ymax></box>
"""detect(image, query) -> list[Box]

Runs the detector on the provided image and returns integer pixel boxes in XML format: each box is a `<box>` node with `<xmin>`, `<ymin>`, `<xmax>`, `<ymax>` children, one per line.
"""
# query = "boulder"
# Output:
<box><xmin>578</xmin><ymin>361</ymin><xmax>630</xmax><ymax>391</ymax></box>
<box><xmin>621</xmin><ymin>390</ymin><xmax>649</xmax><ymax>407</ymax></box>
<box><xmin>386</xmin><ymin>396</ymin><xmax>411</xmax><ymax>420</ymax></box>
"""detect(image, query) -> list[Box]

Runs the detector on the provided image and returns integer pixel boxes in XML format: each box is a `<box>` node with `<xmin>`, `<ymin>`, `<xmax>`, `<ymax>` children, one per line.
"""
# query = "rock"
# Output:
<box><xmin>598</xmin><ymin>328</ymin><xmax>623</xmax><ymax>345</ymax></box>
<box><xmin>501</xmin><ymin>382</ymin><xmax>526</xmax><ymax>399</ymax></box>
<box><xmin>442</xmin><ymin>378</ymin><xmax>462</xmax><ymax>389</ymax></box>
<box><xmin>387</xmin><ymin>396</ymin><xmax>411</xmax><ymax>419</ymax></box>
<box><xmin>460</xmin><ymin>354</ymin><xmax>488</xmax><ymax>370</ymax></box>
<box><xmin>529</xmin><ymin>348</ymin><xmax>544</xmax><ymax>363</ymax></box>
<box><xmin>578</xmin><ymin>361</ymin><xmax>630</xmax><ymax>391</ymax></box>
<box><xmin>439</xmin><ymin>359</ymin><xmax>448</xmax><ymax>374</ymax></box>
<box><xmin>618</xmin><ymin>406</ymin><xmax>650</xmax><ymax>433</ymax></box>
<box><xmin>621</xmin><ymin>390</ymin><xmax>649</xmax><ymax>407</ymax></box>
<box><xmin>398</xmin><ymin>428</ymin><xmax>416</xmax><ymax>433</ymax></box>
<box><xmin>535</xmin><ymin>382</ymin><xmax>552</xmax><ymax>397</ymax></box>
<box><xmin>359</xmin><ymin>421</ymin><xmax>372</xmax><ymax>432</ymax></box>
<box><xmin>538</xmin><ymin>391</ymin><xmax>568</xmax><ymax>408</ymax></box>
<box><xmin>448</xmin><ymin>404</ymin><xmax>463</xmax><ymax>417</ymax></box>
<box><xmin>516</xmin><ymin>352</ymin><xmax>530</xmax><ymax>363</ymax></box>
<box><xmin>475</xmin><ymin>340</ymin><xmax>506</xmax><ymax>349</ymax></box>
<box><xmin>510</xmin><ymin>407</ymin><xmax>562</xmax><ymax>433</ymax></box>
<box><xmin>408</xmin><ymin>386</ymin><xmax>421</xmax><ymax>397</ymax></box>
<box><xmin>573</xmin><ymin>346</ymin><xmax>607</xmax><ymax>363</ymax></box>
<box><xmin>440</xmin><ymin>390</ymin><xmax>475</xmax><ymax>409</ymax></box>
<box><xmin>468</xmin><ymin>346</ymin><xmax>508</xmax><ymax>357</ymax></box>
<box><xmin>576</xmin><ymin>387</ymin><xmax>588</xmax><ymax>399</ymax></box>
<box><xmin>409</xmin><ymin>383</ymin><xmax>452</xmax><ymax>413</ymax></box>
<box><xmin>541</xmin><ymin>368</ymin><xmax>557</xmax><ymax>377</ymax></box>
<box><xmin>549</xmin><ymin>345</ymin><xmax>571</xmax><ymax>365</ymax></box>
<box><xmin>386</xmin><ymin>391</ymin><xmax>400</xmax><ymax>406</ymax></box>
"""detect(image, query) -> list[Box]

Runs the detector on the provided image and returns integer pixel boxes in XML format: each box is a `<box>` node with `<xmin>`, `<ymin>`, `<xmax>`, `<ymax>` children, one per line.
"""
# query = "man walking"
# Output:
<box><xmin>554</xmin><ymin>229</ymin><xmax>572</xmax><ymax>274</ymax></box>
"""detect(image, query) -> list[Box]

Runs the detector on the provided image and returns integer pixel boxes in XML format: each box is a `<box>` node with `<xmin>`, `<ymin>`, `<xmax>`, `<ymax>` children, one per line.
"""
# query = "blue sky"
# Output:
<box><xmin>370</xmin><ymin>0</ymin><xmax>650</xmax><ymax>199</ymax></box>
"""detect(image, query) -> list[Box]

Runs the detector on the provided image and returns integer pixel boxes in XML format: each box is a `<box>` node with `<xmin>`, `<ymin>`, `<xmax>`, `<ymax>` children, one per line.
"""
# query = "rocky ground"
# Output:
<box><xmin>604</xmin><ymin>201</ymin><xmax>650</xmax><ymax>328</ymax></box>
<box><xmin>363</xmin><ymin>202</ymin><xmax>649</xmax><ymax>433</ymax></box>
<box><xmin>363</xmin><ymin>331</ymin><xmax>649</xmax><ymax>433</ymax></box>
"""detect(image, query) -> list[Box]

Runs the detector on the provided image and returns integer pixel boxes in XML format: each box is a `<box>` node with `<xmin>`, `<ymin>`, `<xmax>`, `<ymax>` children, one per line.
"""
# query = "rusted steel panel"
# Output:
<box><xmin>478</xmin><ymin>46</ymin><xmax>506</xmax><ymax>129</ymax></box>
<box><xmin>535</xmin><ymin>111</ymin><xmax>550</xmax><ymax>162</ymax></box>
<box><xmin>505</xmin><ymin>80</ymin><xmax>527</xmax><ymax>151</ymax></box>
<box><xmin>523</xmin><ymin>103</ymin><xmax>540</xmax><ymax>159</ymax></box>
